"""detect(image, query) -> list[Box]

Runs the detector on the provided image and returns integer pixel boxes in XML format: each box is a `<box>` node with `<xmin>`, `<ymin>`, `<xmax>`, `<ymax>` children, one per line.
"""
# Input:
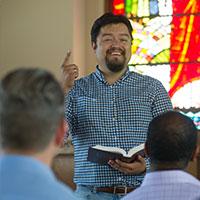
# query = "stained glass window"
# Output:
<box><xmin>109</xmin><ymin>0</ymin><xmax>200</xmax><ymax>129</ymax></box>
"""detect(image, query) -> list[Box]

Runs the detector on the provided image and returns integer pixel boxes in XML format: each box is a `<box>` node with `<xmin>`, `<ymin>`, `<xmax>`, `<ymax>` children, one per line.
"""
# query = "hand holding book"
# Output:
<box><xmin>87</xmin><ymin>143</ymin><xmax>145</xmax><ymax>165</ymax></box>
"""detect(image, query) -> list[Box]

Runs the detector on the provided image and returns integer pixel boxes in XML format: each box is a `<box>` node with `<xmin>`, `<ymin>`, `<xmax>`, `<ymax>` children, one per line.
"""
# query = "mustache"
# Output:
<box><xmin>106</xmin><ymin>47</ymin><xmax>125</xmax><ymax>56</ymax></box>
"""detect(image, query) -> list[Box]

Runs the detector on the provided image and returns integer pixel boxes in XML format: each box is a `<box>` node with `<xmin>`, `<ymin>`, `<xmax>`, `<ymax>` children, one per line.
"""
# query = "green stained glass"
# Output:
<box><xmin>131</xmin><ymin>0</ymin><xmax>138</xmax><ymax>16</ymax></box>
<box><xmin>151</xmin><ymin>49</ymin><xmax>170</xmax><ymax>64</ymax></box>
<box><xmin>125</xmin><ymin>0</ymin><xmax>132</xmax><ymax>14</ymax></box>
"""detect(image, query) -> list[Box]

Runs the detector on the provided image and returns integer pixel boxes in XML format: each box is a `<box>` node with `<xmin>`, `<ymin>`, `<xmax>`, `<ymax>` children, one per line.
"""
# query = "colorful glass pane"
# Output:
<box><xmin>111</xmin><ymin>0</ymin><xmax>200</xmax><ymax>129</ymax></box>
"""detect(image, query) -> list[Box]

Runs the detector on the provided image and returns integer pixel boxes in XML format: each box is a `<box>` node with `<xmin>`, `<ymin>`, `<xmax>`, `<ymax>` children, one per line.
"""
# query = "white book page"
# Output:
<box><xmin>127</xmin><ymin>143</ymin><xmax>144</xmax><ymax>157</ymax></box>
<box><xmin>93</xmin><ymin>145</ymin><xmax>126</xmax><ymax>155</ymax></box>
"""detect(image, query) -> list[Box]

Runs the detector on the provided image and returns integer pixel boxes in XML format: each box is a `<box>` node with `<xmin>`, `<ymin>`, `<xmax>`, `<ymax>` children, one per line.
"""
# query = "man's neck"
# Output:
<box><xmin>98</xmin><ymin>66</ymin><xmax>128</xmax><ymax>85</ymax></box>
<box><xmin>150</xmin><ymin>162</ymin><xmax>186</xmax><ymax>172</ymax></box>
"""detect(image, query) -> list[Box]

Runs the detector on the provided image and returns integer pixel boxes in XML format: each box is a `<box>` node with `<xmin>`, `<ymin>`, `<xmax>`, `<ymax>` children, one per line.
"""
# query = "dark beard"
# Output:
<box><xmin>105</xmin><ymin>48</ymin><xmax>126</xmax><ymax>72</ymax></box>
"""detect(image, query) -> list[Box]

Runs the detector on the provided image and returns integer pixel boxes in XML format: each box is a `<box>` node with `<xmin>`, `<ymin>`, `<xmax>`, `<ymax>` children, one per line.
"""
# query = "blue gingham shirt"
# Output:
<box><xmin>122</xmin><ymin>170</ymin><xmax>200</xmax><ymax>200</ymax></box>
<box><xmin>65</xmin><ymin>66</ymin><xmax>172</xmax><ymax>187</ymax></box>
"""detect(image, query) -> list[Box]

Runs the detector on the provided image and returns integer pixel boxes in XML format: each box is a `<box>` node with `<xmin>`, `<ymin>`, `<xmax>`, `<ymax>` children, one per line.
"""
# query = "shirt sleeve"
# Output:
<box><xmin>64</xmin><ymin>91</ymin><xmax>77</xmax><ymax>137</ymax></box>
<box><xmin>151</xmin><ymin>80</ymin><xmax>173</xmax><ymax>117</ymax></box>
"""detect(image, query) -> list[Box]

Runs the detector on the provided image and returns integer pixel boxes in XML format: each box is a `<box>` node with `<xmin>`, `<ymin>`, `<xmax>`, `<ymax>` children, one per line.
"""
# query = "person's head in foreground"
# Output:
<box><xmin>0</xmin><ymin>68</ymin><xmax>79</xmax><ymax>200</ymax></box>
<box><xmin>146</xmin><ymin>110</ymin><xmax>199</xmax><ymax>171</ymax></box>
<box><xmin>0</xmin><ymin>68</ymin><xmax>65</xmax><ymax>160</ymax></box>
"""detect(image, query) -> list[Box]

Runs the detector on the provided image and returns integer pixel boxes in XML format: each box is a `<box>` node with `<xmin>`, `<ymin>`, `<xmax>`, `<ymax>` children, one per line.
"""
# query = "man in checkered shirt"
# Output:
<box><xmin>61</xmin><ymin>13</ymin><xmax>173</xmax><ymax>200</ymax></box>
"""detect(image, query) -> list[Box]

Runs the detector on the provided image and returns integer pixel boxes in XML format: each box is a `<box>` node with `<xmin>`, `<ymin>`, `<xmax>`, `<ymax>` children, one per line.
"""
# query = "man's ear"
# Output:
<box><xmin>144</xmin><ymin>142</ymin><xmax>149</xmax><ymax>157</ymax></box>
<box><xmin>191</xmin><ymin>145</ymin><xmax>200</xmax><ymax>162</ymax></box>
<box><xmin>54</xmin><ymin>119</ymin><xmax>68</xmax><ymax>146</ymax></box>
<box><xmin>92</xmin><ymin>41</ymin><xmax>97</xmax><ymax>50</ymax></box>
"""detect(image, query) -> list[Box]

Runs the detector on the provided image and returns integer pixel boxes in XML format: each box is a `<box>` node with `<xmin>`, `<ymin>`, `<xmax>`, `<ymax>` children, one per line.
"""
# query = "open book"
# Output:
<box><xmin>87</xmin><ymin>143</ymin><xmax>145</xmax><ymax>165</ymax></box>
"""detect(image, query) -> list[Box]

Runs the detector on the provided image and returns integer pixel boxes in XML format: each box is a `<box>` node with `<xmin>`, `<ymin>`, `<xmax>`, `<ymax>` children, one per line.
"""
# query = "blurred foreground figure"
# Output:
<box><xmin>0</xmin><ymin>68</ymin><xmax>79</xmax><ymax>200</ymax></box>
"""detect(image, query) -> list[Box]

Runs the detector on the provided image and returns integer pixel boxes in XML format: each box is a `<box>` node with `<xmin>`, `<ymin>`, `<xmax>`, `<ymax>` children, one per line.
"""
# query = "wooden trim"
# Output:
<box><xmin>104</xmin><ymin>0</ymin><xmax>113</xmax><ymax>13</ymax></box>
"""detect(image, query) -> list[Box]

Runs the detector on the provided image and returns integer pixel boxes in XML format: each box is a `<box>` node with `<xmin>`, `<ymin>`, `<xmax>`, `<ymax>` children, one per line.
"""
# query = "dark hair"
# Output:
<box><xmin>146</xmin><ymin>111</ymin><xmax>198</xmax><ymax>167</ymax></box>
<box><xmin>0</xmin><ymin>68</ymin><xmax>64</xmax><ymax>152</ymax></box>
<box><xmin>90</xmin><ymin>12</ymin><xmax>133</xmax><ymax>44</ymax></box>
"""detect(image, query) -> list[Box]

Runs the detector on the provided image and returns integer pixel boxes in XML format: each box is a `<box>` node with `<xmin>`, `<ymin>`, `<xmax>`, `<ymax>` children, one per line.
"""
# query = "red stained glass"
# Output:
<box><xmin>112</xmin><ymin>0</ymin><xmax>125</xmax><ymax>15</ymax></box>
<box><xmin>170</xmin><ymin>0</ymin><xmax>200</xmax><ymax>97</ymax></box>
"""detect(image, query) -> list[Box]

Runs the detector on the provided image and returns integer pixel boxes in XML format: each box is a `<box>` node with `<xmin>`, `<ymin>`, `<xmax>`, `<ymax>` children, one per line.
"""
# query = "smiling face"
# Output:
<box><xmin>92</xmin><ymin>23</ymin><xmax>132</xmax><ymax>74</ymax></box>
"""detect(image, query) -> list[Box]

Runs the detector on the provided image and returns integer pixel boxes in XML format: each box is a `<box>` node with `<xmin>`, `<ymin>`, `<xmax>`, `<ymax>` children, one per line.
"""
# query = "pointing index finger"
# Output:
<box><xmin>63</xmin><ymin>50</ymin><xmax>71</xmax><ymax>65</ymax></box>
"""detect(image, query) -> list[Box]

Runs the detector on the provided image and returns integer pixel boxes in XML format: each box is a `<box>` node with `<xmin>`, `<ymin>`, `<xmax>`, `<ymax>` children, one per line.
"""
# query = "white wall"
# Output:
<box><xmin>0</xmin><ymin>0</ymin><xmax>104</xmax><ymax>79</ymax></box>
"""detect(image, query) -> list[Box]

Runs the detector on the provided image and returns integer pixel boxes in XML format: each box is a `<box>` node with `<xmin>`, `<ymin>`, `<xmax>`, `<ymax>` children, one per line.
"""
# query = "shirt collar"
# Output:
<box><xmin>94</xmin><ymin>65</ymin><xmax>131</xmax><ymax>85</ymax></box>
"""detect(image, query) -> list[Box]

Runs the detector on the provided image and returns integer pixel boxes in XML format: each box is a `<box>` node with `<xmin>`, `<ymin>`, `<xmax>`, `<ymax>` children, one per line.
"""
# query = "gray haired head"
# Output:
<box><xmin>0</xmin><ymin>68</ymin><xmax>64</xmax><ymax>152</ymax></box>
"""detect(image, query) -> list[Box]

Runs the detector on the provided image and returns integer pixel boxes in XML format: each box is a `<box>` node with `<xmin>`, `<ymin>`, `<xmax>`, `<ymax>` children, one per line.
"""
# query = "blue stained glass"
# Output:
<box><xmin>149</xmin><ymin>0</ymin><xmax>159</xmax><ymax>15</ymax></box>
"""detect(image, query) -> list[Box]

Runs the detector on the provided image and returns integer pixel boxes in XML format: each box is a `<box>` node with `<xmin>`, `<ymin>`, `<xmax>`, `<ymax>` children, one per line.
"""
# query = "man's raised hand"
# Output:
<box><xmin>61</xmin><ymin>51</ymin><xmax>79</xmax><ymax>93</ymax></box>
